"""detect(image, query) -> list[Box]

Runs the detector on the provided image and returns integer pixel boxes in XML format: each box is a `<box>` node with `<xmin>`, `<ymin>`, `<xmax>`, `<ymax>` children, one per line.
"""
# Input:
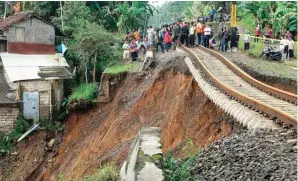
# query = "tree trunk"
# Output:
<box><xmin>85</xmin><ymin>61</ymin><xmax>88</xmax><ymax>83</ymax></box>
<box><xmin>93</xmin><ymin>53</ymin><xmax>97</xmax><ymax>82</ymax></box>
<box><xmin>60</xmin><ymin>1</ymin><xmax>64</xmax><ymax>31</ymax></box>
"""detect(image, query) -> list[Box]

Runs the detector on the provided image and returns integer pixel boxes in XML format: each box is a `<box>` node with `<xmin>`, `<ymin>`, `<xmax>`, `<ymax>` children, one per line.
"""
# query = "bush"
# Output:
<box><xmin>77</xmin><ymin>164</ymin><xmax>119</xmax><ymax>181</ymax></box>
<box><xmin>69</xmin><ymin>83</ymin><xmax>98</xmax><ymax>102</ymax></box>
<box><xmin>164</xmin><ymin>153</ymin><xmax>198</xmax><ymax>181</ymax></box>
<box><xmin>0</xmin><ymin>119</ymin><xmax>31</xmax><ymax>154</ymax></box>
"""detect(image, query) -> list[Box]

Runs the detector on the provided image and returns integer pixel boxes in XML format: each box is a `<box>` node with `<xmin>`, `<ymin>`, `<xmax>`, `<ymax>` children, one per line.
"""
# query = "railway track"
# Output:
<box><xmin>181</xmin><ymin>45</ymin><xmax>297</xmax><ymax>128</ymax></box>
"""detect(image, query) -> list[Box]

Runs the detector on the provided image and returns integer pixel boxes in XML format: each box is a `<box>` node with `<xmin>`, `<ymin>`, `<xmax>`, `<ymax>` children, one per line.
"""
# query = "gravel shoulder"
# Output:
<box><xmin>192</xmin><ymin>129</ymin><xmax>297</xmax><ymax>181</ymax></box>
<box><xmin>217</xmin><ymin>51</ymin><xmax>297</xmax><ymax>81</ymax></box>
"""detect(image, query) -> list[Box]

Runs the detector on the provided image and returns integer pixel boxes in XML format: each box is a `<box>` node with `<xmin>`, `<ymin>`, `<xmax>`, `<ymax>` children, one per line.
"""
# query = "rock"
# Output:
<box><xmin>191</xmin><ymin>129</ymin><xmax>297</xmax><ymax>181</ymax></box>
<box><xmin>287</xmin><ymin>139</ymin><xmax>297</xmax><ymax>146</ymax></box>
<box><xmin>11</xmin><ymin>151</ymin><xmax>18</xmax><ymax>155</ymax></box>
<box><xmin>48</xmin><ymin>139</ymin><xmax>56</xmax><ymax>148</ymax></box>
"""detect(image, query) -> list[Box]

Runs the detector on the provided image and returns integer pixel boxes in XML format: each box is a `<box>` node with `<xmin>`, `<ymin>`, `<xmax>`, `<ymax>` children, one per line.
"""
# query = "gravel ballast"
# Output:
<box><xmin>192</xmin><ymin>129</ymin><xmax>297</xmax><ymax>181</ymax></box>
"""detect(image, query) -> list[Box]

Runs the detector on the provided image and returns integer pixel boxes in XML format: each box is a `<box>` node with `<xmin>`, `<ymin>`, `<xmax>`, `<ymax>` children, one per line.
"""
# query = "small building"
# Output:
<box><xmin>0</xmin><ymin>11</ymin><xmax>71</xmax><ymax>132</ymax></box>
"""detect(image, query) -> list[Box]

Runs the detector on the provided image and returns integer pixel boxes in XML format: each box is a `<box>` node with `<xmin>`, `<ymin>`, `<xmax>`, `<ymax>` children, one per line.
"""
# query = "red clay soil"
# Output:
<box><xmin>1</xmin><ymin>54</ymin><xmax>239</xmax><ymax>181</ymax></box>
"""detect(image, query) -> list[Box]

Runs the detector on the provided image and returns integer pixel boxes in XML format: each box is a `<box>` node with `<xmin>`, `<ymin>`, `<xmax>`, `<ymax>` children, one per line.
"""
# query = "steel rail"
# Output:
<box><xmin>181</xmin><ymin>45</ymin><xmax>297</xmax><ymax>128</ymax></box>
<box><xmin>198</xmin><ymin>46</ymin><xmax>297</xmax><ymax>104</ymax></box>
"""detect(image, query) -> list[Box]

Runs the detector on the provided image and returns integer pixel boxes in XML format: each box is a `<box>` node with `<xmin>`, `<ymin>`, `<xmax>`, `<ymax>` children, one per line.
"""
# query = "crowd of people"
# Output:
<box><xmin>122</xmin><ymin>20</ymin><xmax>295</xmax><ymax>62</ymax></box>
<box><xmin>122</xmin><ymin>20</ymin><xmax>219</xmax><ymax>62</ymax></box>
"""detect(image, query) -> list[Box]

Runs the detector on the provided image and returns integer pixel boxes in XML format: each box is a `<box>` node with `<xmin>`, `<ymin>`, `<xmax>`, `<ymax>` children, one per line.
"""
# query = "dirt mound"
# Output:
<box><xmin>1</xmin><ymin>52</ymin><xmax>240</xmax><ymax>181</ymax></box>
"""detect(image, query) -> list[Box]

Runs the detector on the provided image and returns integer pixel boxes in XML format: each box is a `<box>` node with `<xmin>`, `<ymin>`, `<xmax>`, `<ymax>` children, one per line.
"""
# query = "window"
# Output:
<box><xmin>16</xmin><ymin>27</ymin><xmax>25</xmax><ymax>42</ymax></box>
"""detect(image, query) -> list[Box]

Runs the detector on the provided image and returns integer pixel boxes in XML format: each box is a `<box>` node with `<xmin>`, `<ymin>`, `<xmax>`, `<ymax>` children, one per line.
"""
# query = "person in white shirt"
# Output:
<box><xmin>203</xmin><ymin>25</ymin><xmax>211</xmax><ymax>48</ymax></box>
<box><xmin>288</xmin><ymin>38</ymin><xmax>294</xmax><ymax>60</ymax></box>
<box><xmin>243</xmin><ymin>30</ymin><xmax>250</xmax><ymax>50</ymax></box>
<box><xmin>189</xmin><ymin>22</ymin><xmax>195</xmax><ymax>47</ymax></box>
<box><xmin>122</xmin><ymin>41</ymin><xmax>130</xmax><ymax>62</ymax></box>
<box><xmin>147</xmin><ymin>26</ymin><xmax>155</xmax><ymax>45</ymax></box>
<box><xmin>279</xmin><ymin>36</ymin><xmax>285</xmax><ymax>52</ymax></box>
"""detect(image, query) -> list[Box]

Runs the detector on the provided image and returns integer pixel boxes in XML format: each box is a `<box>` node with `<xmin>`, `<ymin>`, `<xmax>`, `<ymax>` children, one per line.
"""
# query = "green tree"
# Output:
<box><xmin>52</xmin><ymin>1</ymin><xmax>93</xmax><ymax>35</ymax></box>
<box><xmin>72</xmin><ymin>22</ymin><xmax>120</xmax><ymax>82</ymax></box>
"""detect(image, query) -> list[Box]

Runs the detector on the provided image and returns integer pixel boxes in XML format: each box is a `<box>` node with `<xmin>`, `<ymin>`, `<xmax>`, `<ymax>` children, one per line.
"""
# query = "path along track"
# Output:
<box><xmin>181</xmin><ymin>45</ymin><xmax>297</xmax><ymax>128</ymax></box>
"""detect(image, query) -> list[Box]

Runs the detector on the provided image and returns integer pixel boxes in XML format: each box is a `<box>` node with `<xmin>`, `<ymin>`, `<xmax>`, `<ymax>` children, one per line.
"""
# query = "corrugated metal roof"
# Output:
<box><xmin>0</xmin><ymin>53</ymin><xmax>69</xmax><ymax>67</ymax></box>
<box><xmin>1</xmin><ymin>53</ymin><xmax>70</xmax><ymax>82</ymax></box>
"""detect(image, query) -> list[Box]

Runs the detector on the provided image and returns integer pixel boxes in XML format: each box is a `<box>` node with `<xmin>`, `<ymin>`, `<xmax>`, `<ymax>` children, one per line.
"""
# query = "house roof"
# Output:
<box><xmin>1</xmin><ymin>53</ymin><xmax>71</xmax><ymax>82</ymax></box>
<box><xmin>0</xmin><ymin>11</ymin><xmax>67</xmax><ymax>37</ymax></box>
<box><xmin>0</xmin><ymin>68</ymin><xmax>17</xmax><ymax>104</ymax></box>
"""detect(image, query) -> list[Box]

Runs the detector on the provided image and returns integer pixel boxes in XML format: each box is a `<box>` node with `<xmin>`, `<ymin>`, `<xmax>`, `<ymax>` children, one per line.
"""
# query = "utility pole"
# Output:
<box><xmin>60</xmin><ymin>1</ymin><xmax>64</xmax><ymax>31</ymax></box>
<box><xmin>3</xmin><ymin>2</ymin><xmax>7</xmax><ymax>19</ymax></box>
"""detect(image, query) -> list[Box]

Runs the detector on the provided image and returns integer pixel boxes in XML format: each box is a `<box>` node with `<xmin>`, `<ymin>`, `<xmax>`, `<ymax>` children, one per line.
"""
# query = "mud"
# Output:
<box><xmin>1</xmin><ymin>51</ymin><xmax>240</xmax><ymax>181</ymax></box>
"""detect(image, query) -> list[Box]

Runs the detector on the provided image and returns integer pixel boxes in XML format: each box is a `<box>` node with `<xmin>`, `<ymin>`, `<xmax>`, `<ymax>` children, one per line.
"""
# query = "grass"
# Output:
<box><xmin>60</xmin><ymin>164</ymin><xmax>119</xmax><ymax>181</ymax></box>
<box><xmin>0</xmin><ymin>118</ymin><xmax>31</xmax><ymax>154</ymax></box>
<box><xmin>164</xmin><ymin>153</ymin><xmax>198</xmax><ymax>181</ymax></box>
<box><xmin>69</xmin><ymin>83</ymin><xmax>98</xmax><ymax>102</ymax></box>
<box><xmin>104</xmin><ymin>62</ymin><xmax>138</xmax><ymax>74</ymax></box>
<box><xmin>238</xmin><ymin>40</ymin><xmax>265</xmax><ymax>57</ymax></box>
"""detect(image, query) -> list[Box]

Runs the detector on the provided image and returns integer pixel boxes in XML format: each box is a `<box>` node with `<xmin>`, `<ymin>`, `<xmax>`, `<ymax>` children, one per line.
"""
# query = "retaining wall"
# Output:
<box><xmin>120</xmin><ymin>127</ymin><xmax>164</xmax><ymax>181</ymax></box>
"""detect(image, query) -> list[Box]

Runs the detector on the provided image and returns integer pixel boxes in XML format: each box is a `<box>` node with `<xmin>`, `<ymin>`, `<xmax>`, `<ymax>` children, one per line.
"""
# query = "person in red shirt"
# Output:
<box><xmin>254</xmin><ymin>25</ymin><xmax>261</xmax><ymax>42</ymax></box>
<box><xmin>265</xmin><ymin>25</ymin><xmax>273</xmax><ymax>38</ymax></box>
<box><xmin>164</xmin><ymin>27</ymin><xmax>171</xmax><ymax>52</ymax></box>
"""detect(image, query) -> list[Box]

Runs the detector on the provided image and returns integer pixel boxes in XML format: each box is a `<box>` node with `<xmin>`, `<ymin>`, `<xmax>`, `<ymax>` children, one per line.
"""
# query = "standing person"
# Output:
<box><xmin>230</xmin><ymin>27</ymin><xmax>238</xmax><ymax>51</ymax></box>
<box><xmin>130</xmin><ymin>40</ymin><xmax>138</xmax><ymax>62</ymax></box>
<box><xmin>134</xmin><ymin>29</ymin><xmax>140</xmax><ymax>44</ymax></box>
<box><xmin>203</xmin><ymin>24</ymin><xmax>211</xmax><ymax>48</ymax></box>
<box><xmin>244</xmin><ymin>30</ymin><xmax>250</xmax><ymax>50</ymax></box>
<box><xmin>147</xmin><ymin>26</ymin><xmax>155</xmax><ymax>45</ymax></box>
<box><xmin>139</xmin><ymin>27</ymin><xmax>144</xmax><ymax>41</ymax></box>
<box><xmin>288</xmin><ymin>37</ymin><xmax>294</xmax><ymax>60</ymax></box>
<box><xmin>177</xmin><ymin>20</ymin><xmax>182</xmax><ymax>47</ymax></box>
<box><xmin>181</xmin><ymin>22</ymin><xmax>189</xmax><ymax>46</ymax></box>
<box><xmin>172</xmin><ymin>21</ymin><xmax>181</xmax><ymax>49</ymax></box>
<box><xmin>122</xmin><ymin>40</ymin><xmax>130</xmax><ymax>63</ymax></box>
<box><xmin>280</xmin><ymin>36</ymin><xmax>285</xmax><ymax>54</ymax></box>
<box><xmin>201</xmin><ymin>23</ymin><xmax>205</xmax><ymax>45</ymax></box>
<box><xmin>236</xmin><ymin>27</ymin><xmax>240</xmax><ymax>49</ymax></box>
<box><xmin>156</xmin><ymin>29</ymin><xmax>165</xmax><ymax>53</ymax></box>
<box><xmin>265</xmin><ymin>25</ymin><xmax>273</xmax><ymax>38</ymax></box>
<box><xmin>220</xmin><ymin>27</ymin><xmax>228</xmax><ymax>51</ymax></box>
<box><xmin>189</xmin><ymin>22</ymin><xmax>195</xmax><ymax>47</ymax></box>
<box><xmin>284</xmin><ymin>36</ymin><xmax>289</xmax><ymax>59</ymax></box>
<box><xmin>254</xmin><ymin>25</ymin><xmax>261</xmax><ymax>42</ymax></box>
<box><xmin>164</xmin><ymin>27</ymin><xmax>171</xmax><ymax>53</ymax></box>
<box><xmin>196</xmin><ymin>21</ymin><xmax>202</xmax><ymax>46</ymax></box>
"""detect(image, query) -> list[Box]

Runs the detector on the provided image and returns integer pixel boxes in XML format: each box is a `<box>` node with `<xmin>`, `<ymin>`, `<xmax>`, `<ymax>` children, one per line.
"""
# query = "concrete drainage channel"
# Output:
<box><xmin>120</xmin><ymin>127</ymin><xmax>164</xmax><ymax>181</ymax></box>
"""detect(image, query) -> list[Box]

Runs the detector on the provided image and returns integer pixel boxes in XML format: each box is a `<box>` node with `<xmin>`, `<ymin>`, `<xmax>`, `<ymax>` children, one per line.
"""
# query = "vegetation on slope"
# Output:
<box><xmin>69</xmin><ymin>83</ymin><xmax>98</xmax><ymax>102</ymax></box>
<box><xmin>58</xmin><ymin>164</ymin><xmax>119</xmax><ymax>181</ymax></box>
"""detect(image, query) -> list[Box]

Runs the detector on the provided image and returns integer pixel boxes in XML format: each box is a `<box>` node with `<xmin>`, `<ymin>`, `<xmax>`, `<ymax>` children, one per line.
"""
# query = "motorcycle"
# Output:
<box><xmin>197</xmin><ymin>16</ymin><xmax>205</xmax><ymax>23</ymax></box>
<box><xmin>216</xmin><ymin>13</ymin><xmax>241</xmax><ymax>22</ymax></box>
<box><xmin>259</xmin><ymin>46</ymin><xmax>283</xmax><ymax>61</ymax></box>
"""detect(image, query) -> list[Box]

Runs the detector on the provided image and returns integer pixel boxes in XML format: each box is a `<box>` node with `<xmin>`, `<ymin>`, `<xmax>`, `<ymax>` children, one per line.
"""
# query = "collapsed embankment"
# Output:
<box><xmin>0</xmin><ymin>52</ymin><xmax>240</xmax><ymax>181</ymax></box>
